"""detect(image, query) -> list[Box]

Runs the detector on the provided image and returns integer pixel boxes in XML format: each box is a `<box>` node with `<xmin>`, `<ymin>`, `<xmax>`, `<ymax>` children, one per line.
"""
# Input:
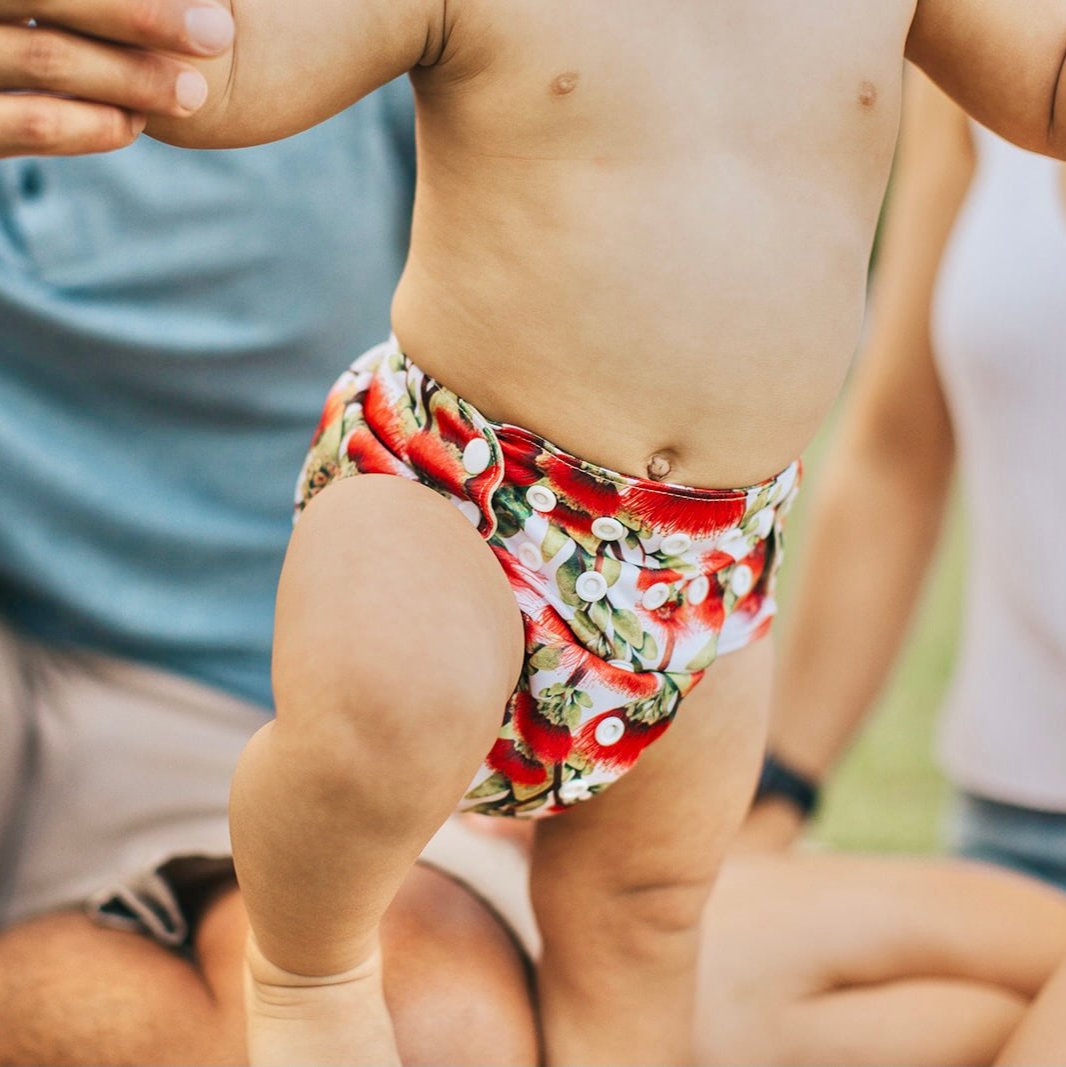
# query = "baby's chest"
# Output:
<box><xmin>442</xmin><ymin>0</ymin><xmax>912</xmax><ymax>177</ymax></box>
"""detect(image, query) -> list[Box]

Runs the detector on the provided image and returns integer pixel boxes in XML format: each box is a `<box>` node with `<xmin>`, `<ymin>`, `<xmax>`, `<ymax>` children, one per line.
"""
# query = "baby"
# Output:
<box><xmin>147</xmin><ymin>2</ymin><xmax>1066</xmax><ymax>1063</ymax></box>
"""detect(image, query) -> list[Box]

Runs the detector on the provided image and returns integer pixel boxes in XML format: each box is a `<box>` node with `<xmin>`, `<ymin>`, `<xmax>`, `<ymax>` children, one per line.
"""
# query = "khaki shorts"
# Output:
<box><xmin>0</xmin><ymin>623</ymin><xmax>538</xmax><ymax>956</ymax></box>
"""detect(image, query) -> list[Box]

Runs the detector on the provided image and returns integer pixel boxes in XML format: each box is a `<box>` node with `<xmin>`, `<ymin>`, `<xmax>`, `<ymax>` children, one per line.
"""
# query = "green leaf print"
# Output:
<box><xmin>570</xmin><ymin>610</ymin><xmax>605</xmax><ymax>653</ymax></box>
<box><xmin>599</xmin><ymin>555</ymin><xmax>622</xmax><ymax>586</ymax></box>
<box><xmin>556</xmin><ymin>555</ymin><xmax>583</xmax><ymax>608</ymax></box>
<box><xmin>494</xmin><ymin>509</ymin><xmax>523</xmax><ymax>541</ymax></box>
<box><xmin>512</xmin><ymin>778</ymin><xmax>552</xmax><ymax>803</ymax></box>
<box><xmin>588</xmin><ymin>597</ymin><xmax>612</xmax><ymax>635</ymax></box>
<box><xmin>613</xmin><ymin>608</ymin><xmax>644</xmax><ymax>648</ymax></box>
<box><xmin>466</xmin><ymin>772</ymin><xmax>512</xmax><ymax>800</ymax></box>
<box><xmin>562</xmin><ymin>702</ymin><xmax>583</xmax><ymax>730</ymax></box>
<box><xmin>541</xmin><ymin>524</ymin><xmax>574</xmax><ymax>563</ymax></box>
<box><xmin>575</xmin><ymin>690</ymin><xmax>594</xmax><ymax>708</ymax></box>
<box><xmin>638</xmin><ymin>631</ymin><xmax>660</xmax><ymax>662</ymax></box>
<box><xmin>529</xmin><ymin>646</ymin><xmax>562</xmax><ymax>672</ymax></box>
<box><xmin>685</xmin><ymin>634</ymin><xmax>719</xmax><ymax>673</ymax></box>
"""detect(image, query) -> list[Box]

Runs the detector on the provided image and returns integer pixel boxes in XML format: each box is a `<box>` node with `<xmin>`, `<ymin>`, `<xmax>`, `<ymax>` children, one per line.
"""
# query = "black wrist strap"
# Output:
<box><xmin>755</xmin><ymin>752</ymin><xmax>820</xmax><ymax>818</ymax></box>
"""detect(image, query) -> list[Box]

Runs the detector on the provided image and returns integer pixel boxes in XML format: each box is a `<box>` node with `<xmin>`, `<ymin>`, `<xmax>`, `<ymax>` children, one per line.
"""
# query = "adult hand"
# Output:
<box><xmin>0</xmin><ymin>0</ymin><xmax>234</xmax><ymax>157</ymax></box>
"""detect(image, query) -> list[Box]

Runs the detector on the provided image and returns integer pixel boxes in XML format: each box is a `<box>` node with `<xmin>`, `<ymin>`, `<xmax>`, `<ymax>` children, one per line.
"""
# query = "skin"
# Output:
<box><xmin>0</xmin><ymin>866</ymin><xmax>539</xmax><ymax>1066</ymax></box>
<box><xmin>7</xmin><ymin>842</ymin><xmax>1066</xmax><ymax>1065</ymax></box>
<box><xmin>0</xmin><ymin>0</ymin><xmax>235</xmax><ymax>156</ymax></box>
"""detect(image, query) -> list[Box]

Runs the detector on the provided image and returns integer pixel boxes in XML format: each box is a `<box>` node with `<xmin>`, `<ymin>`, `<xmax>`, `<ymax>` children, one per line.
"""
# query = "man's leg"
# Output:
<box><xmin>0</xmin><ymin>864</ymin><xmax>539</xmax><ymax>1066</ymax></box>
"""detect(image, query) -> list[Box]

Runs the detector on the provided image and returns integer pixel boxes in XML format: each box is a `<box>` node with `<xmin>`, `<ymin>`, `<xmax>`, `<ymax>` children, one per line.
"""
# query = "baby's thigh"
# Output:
<box><xmin>533</xmin><ymin>636</ymin><xmax>774</xmax><ymax>913</ymax></box>
<box><xmin>273</xmin><ymin>474</ymin><xmax>526</xmax><ymax>782</ymax></box>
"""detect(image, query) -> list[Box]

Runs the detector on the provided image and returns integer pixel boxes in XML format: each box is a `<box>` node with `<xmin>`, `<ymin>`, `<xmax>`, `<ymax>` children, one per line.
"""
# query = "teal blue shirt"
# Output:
<box><xmin>0</xmin><ymin>82</ymin><xmax>416</xmax><ymax>710</ymax></box>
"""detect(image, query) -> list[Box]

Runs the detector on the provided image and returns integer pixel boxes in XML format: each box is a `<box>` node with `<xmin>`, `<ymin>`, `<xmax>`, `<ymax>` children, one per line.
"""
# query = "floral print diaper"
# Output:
<box><xmin>297</xmin><ymin>340</ymin><xmax>800</xmax><ymax>818</ymax></box>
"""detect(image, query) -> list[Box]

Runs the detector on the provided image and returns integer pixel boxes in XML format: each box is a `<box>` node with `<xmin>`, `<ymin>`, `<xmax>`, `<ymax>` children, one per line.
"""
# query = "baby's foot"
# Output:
<box><xmin>243</xmin><ymin>934</ymin><xmax>400</xmax><ymax>1067</ymax></box>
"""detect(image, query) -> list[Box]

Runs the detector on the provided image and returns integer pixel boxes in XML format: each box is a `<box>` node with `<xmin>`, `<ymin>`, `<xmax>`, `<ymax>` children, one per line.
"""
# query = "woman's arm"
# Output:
<box><xmin>146</xmin><ymin>0</ymin><xmax>445</xmax><ymax>148</ymax></box>
<box><xmin>739</xmin><ymin>71</ymin><xmax>970</xmax><ymax>849</ymax></box>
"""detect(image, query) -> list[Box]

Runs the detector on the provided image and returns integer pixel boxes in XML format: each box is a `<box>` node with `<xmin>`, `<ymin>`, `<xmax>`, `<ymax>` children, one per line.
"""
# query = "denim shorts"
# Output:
<box><xmin>949</xmin><ymin>791</ymin><xmax>1066</xmax><ymax>894</ymax></box>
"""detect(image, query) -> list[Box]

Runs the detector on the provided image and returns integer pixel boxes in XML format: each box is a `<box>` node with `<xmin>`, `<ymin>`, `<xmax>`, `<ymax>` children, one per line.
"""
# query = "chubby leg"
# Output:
<box><xmin>231</xmin><ymin>475</ymin><xmax>526</xmax><ymax>1065</ymax></box>
<box><xmin>0</xmin><ymin>865</ymin><xmax>538</xmax><ymax>1066</ymax></box>
<box><xmin>699</xmin><ymin>854</ymin><xmax>1066</xmax><ymax>1066</ymax></box>
<box><xmin>531</xmin><ymin>636</ymin><xmax>773</xmax><ymax>1066</ymax></box>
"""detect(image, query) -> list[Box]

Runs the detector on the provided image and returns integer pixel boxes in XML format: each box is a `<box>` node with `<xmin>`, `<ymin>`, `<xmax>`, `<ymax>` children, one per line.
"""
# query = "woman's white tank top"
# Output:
<box><xmin>932</xmin><ymin>123</ymin><xmax>1066</xmax><ymax>810</ymax></box>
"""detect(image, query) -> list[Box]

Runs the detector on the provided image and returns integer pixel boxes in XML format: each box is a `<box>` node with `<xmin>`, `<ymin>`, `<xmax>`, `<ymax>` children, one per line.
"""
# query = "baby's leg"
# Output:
<box><xmin>231</xmin><ymin>475</ymin><xmax>526</xmax><ymax>1066</ymax></box>
<box><xmin>530</xmin><ymin>636</ymin><xmax>773</xmax><ymax>1066</ymax></box>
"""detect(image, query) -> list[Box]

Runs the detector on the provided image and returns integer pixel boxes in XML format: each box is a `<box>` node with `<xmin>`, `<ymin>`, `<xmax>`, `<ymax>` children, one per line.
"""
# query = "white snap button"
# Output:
<box><xmin>517</xmin><ymin>542</ymin><xmax>542</xmax><ymax>571</ymax></box>
<box><xmin>661</xmin><ymin>533</ymin><xmax>692</xmax><ymax>556</ymax></box>
<box><xmin>688</xmin><ymin>575</ymin><xmax>710</xmax><ymax>606</ymax></box>
<box><xmin>462</xmin><ymin>437</ymin><xmax>492</xmax><ymax>476</ymax></box>
<box><xmin>591</xmin><ymin>517</ymin><xmax>626</xmax><ymax>541</ymax></box>
<box><xmin>457</xmin><ymin>501</ymin><xmax>482</xmax><ymax>528</ymax></box>
<box><xmin>718</xmin><ymin>530</ymin><xmax>750</xmax><ymax>561</ymax></box>
<box><xmin>642</xmin><ymin>582</ymin><xmax>671</xmax><ymax>611</ymax></box>
<box><xmin>575</xmin><ymin>571</ymin><xmax>609</xmax><ymax>603</ymax></box>
<box><xmin>558</xmin><ymin>778</ymin><xmax>592</xmax><ymax>804</ymax></box>
<box><xmin>594</xmin><ymin>716</ymin><xmax>625</xmax><ymax>747</ymax></box>
<box><xmin>526</xmin><ymin>485</ymin><xmax>557</xmax><ymax>512</ymax></box>
<box><xmin>731</xmin><ymin>564</ymin><xmax>754</xmax><ymax>598</ymax></box>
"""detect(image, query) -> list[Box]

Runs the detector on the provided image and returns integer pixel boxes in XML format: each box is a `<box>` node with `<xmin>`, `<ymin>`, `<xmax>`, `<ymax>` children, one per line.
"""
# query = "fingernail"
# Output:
<box><xmin>130</xmin><ymin>113</ymin><xmax>149</xmax><ymax>137</ymax></box>
<box><xmin>176</xmin><ymin>70</ymin><xmax>209</xmax><ymax>111</ymax></box>
<box><xmin>184</xmin><ymin>5</ymin><xmax>234</xmax><ymax>53</ymax></box>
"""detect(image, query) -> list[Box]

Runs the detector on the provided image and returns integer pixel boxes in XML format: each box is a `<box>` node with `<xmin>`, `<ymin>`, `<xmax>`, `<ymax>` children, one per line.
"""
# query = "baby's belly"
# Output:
<box><xmin>395</xmin><ymin>258</ymin><xmax>864</xmax><ymax>490</ymax></box>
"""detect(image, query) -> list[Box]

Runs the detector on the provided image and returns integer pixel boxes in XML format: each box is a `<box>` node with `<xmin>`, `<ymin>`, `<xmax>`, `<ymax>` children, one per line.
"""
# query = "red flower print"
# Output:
<box><xmin>623</xmin><ymin>490</ymin><xmax>746</xmax><ymax>537</ymax></box>
<box><xmin>407</xmin><ymin>429</ymin><xmax>467</xmax><ymax>497</ymax></box>
<box><xmin>430</xmin><ymin>400</ymin><xmax>479</xmax><ymax>450</ymax></box>
<box><xmin>522</xmin><ymin>599</ymin><xmax>660</xmax><ymax>699</ymax></box>
<box><xmin>486</xmin><ymin>737</ymin><xmax>548</xmax><ymax>787</ymax></box>
<box><xmin>311</xmin><ymin>382</ymin><xmax>353</xmax><ymax>446</ymax></box>
<box><xmin>363</xmin><ymin>373</ymin><xmax>410</xmax><ymax>458</ymax></box>
<box><xmin>573</xmin><ymin>710</ymin><xmax>671</xmax><ymax>771</ymax></box>
<box><xmin>511</xmin><ymin>690</ymin><xmax>573</xmax><ymax>763</ymax></box>
<box><xmin>498</xmin><ymin>433</ymin><xmax>545</xmax><ymax>487</ymax></box>
<box><xmin>539</xmin><ymin>453</ymin><xmax>620</xmax><ymax>516</ymax></box>
<box><xmin>344</xmin><ymin>428</ymin><xmax>412</xmax><ymax>479</ymax></box>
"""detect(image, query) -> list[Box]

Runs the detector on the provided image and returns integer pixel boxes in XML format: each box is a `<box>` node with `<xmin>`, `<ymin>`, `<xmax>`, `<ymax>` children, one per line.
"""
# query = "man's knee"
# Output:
<box><xmin>0</xmin><ymin>909</ymin><xmax>245</xmax><ymax>1065</ymax></box>
<box><xmin>384</xmin><ymin>865</ymin><xmax>539</xmax><ymax>1066</ymax></box>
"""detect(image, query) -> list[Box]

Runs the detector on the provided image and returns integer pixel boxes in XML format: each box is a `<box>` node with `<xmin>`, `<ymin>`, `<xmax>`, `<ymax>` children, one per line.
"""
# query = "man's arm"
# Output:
<box><xmin>908</xmin><ymin>0</ymin><xmax>1066</xmax><ymax>159</ymax></box>
<box><xmin>145</xmin><ymin>0</ymin><xmax>446</xmax><ymax>149</ymax></box>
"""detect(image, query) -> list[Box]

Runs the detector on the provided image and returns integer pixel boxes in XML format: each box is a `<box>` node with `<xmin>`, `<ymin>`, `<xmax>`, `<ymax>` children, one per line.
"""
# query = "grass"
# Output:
<box><xmin>771</xmin><ymin>401</ymin><xmax>965</xmax><ymax>855</ymax></box>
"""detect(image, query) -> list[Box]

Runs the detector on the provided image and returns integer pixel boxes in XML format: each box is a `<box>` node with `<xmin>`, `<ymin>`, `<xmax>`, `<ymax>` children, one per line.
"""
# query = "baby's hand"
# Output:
<box><xmin>0</xmin><ymin>0</ymin><xmax>234</xmax><ymax>157</ymax></box>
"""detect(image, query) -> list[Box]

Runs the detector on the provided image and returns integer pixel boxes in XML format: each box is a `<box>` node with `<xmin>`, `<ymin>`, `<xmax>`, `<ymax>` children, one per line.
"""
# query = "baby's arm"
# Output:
<box><xmin>908</xmin><ymin>0</ymin><xmax>1066</xmax><ymax>159</ymax></box>
<box><xmin>146</xmin><ymin>0</ymin><xmax>445</xmax><ymax>148</ymax></box>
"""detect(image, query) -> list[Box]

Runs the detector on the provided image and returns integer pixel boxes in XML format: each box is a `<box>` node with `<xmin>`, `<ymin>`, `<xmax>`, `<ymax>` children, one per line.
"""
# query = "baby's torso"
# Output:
<box><xmin>395</xmin><ymin>0</ymin><xmax>916</xmax><ymax>487</ymax></box>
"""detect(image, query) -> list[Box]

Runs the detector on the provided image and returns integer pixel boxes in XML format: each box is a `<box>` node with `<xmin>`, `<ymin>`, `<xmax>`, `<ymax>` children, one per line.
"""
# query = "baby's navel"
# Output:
<box><xmin>646</xmin><ymin>451</ymin><xmax>675</xmax><ymax>482</ymax></box>
<box><xmin>857</xmin><ymin>81</ymin><xmax>878</xmax><ymax>110</ymax></box>
<box><xmin>550</xmin><ymin>72</ymin><xmax>580</xmax><ymax>97</ymax></box>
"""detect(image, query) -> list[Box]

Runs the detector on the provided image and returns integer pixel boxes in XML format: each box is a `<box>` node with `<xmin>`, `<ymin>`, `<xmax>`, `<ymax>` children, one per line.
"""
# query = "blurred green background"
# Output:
<box><xmin>774</xmin><ymin>405</ymin><xmax>965</xmax><ymax>855</ymax></box>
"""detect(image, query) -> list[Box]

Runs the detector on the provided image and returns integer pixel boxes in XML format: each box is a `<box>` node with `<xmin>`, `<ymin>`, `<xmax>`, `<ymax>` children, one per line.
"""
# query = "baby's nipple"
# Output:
<box><xmin>646</xmin><ymin>451</ymin><xmax>674</xmax><ymax>482</ymax></box>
